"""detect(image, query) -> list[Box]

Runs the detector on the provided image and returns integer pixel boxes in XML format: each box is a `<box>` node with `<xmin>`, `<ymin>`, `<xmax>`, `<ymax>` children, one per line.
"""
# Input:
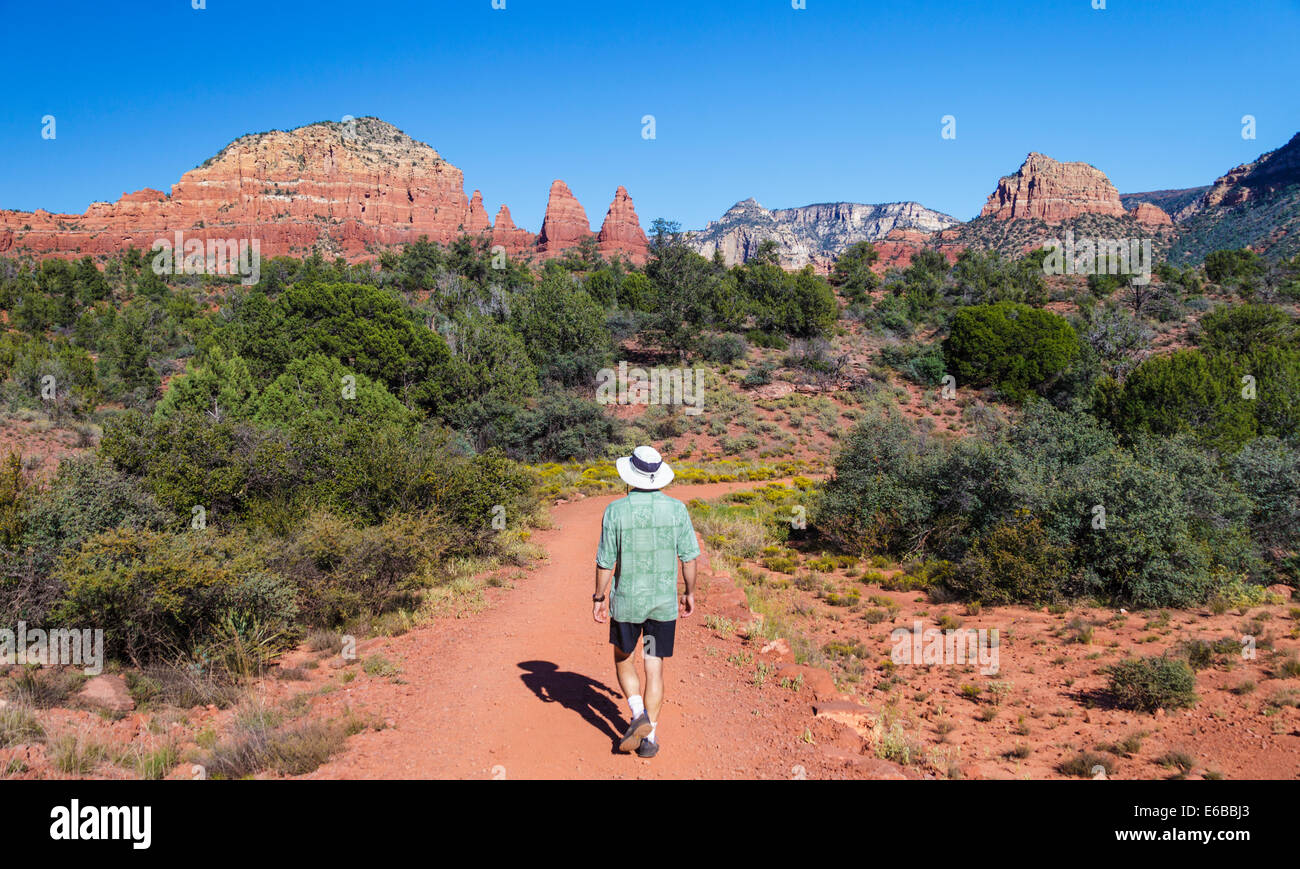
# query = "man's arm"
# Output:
<box><xmin>676</xmin><ymin>501</ymin><xmax>701</xmax><ymax>618</ymax></box>
<box><xmin>679</xmin><ymin>558</ymin><xmax>697</xmax><ymax>617</ymax></box>
<box><xmin>593</xmin><ymin>565</ymin><xmax>613</xmax><ymax>623</ymax></box>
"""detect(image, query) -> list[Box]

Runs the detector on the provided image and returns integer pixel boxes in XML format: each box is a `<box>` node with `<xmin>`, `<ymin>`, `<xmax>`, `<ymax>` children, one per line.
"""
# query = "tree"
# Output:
<box><xmin>511</xmin><ymin>268</ymin><xmax>609</xmax><ymax>385</ymax></box>
<box><xmin>1100</xmin><ymin>349</ymin><xmax>1256</xmax><ymax>452</ymax></box>
<box><xmin>644</xmin><ymin>219</ymin><xmax>721</xmax><ymax>354</ymax></box>
<box><xmin>154</xmin><ymin>348</ymin><xmax>258</xmax><ymax>422</ymax></box>
<box><xmin>1197</xmin><ymin>303</ymin><xmax>1295</xmax><ymax>358</ymax></box>
<box><xmin>110</xmin><ymin>306</ymin><xmax>160</xmax><ymax>400</ymax></box>
<box><xmin>1204</xmin><ymin>248</ymin><xmax>1261</xmax><ymax>285</ymax></box>
<box><xmin>943</xmin><ymin>301</ymin><xmax>1078</xmax><ymax>398</ymax></box>
<box><xmin>216</xmin><ymin>280</ymin><xmax>463</xmax><ymax>418</ymax></box>
<box><xmin>829</xmin><ymin>241</ymin><xmax>880</xmax><ymax>303</ymax></box>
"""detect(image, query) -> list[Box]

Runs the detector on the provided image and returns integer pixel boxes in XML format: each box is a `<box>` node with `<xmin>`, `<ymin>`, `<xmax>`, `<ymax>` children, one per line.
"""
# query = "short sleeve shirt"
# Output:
<box><xmin>595</xmin><ymin>490</ymin><xmax>700</xmax><ymax>624</ymax></box>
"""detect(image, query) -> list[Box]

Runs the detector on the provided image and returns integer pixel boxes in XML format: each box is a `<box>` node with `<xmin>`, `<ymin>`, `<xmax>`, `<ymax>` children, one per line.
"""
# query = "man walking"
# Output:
<box><xmin>592</xmin><ymin>445</ymin><xmax>699</xmax><ymax>758</ymax></box>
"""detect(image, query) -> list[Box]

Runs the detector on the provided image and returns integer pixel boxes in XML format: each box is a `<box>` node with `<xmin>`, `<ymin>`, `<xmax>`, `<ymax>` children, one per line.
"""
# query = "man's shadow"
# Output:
<box><xmin>518</xmin><ymin>661</ymin><xmax>626</xmax><ymax>750</ymax></box>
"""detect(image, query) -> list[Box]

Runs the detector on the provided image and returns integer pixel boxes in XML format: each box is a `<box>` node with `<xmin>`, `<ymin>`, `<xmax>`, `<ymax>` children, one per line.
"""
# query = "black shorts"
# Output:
<box><xmin>609</xmin><ymin>618</ymin><xmax>676</xmax><ymax>658</ymax></box>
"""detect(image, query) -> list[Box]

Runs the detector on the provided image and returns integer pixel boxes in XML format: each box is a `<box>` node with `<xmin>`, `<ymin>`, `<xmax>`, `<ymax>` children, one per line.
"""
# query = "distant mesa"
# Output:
<box><xmin>0</xmin><ymin>117</ymin><xmax>648</xmax><ymax>265</ymax></box>
<box><xmin>687</xmin><ymin>197</ymin><xmax>958</xmax><ymax>270</ymax></box>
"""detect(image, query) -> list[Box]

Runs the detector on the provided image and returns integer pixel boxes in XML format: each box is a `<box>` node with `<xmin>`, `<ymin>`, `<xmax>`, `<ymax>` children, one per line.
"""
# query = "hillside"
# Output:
<box><xmin>1167</xmin><ymin>133</ymin><xmax>1300</xmax><ymax>264</ymax></box>
<box><xmin>1120</xmin><ymin>187</ymin><xmax>1211</xmax><ymax>221</ymax></box>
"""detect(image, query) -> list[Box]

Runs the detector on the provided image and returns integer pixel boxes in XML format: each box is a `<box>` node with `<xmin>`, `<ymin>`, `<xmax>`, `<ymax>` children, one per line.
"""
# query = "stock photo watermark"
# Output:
<box><xmin>596</xmin><ymin>362</ymin><xmax>705</xmax><ymax>415</ymax></box>
<box><xmin>891</xmin><ymin>620</ymin><xmax>1000</xmax><ymax>676</ymax></box>
<box><xmin>151</xmin><ymin>231</ymin><xmax>261</xmax><ymax>285</ymax></box>
<box><xmin>0</xmin><ymin>622</ymin><xmax>104</xmax><ymax>675</ymax></box>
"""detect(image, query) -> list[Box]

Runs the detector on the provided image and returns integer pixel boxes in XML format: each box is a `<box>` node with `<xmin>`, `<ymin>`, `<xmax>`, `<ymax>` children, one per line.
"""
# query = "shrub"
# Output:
<box><xmin>1196</xmin><ymin>303</ymin><xmax>1294</xmax><ymax>358</ymax></box>
<box><xmin>1203</xmin><ymin>248</ymin><xmax>1261</xmax><ymax>285</ymax></box>
<box><xmin>943</xmin><ymin>516</ymin><xmax>1070</xmax><ymax>605</ymax></box>
<box><xmin>0</xmin><ymin>452</ymin><xmax>32</xmax><ymax>550</ymax></box>
<box><xmin>698</xmin><ymin>333</ymin><xmax>748</xmax><ymax>365</ymax></box>
<box><xmin>1058</xmin><ymin>751</ymin><xmax>1115</xmax><ymax>778</ymax></box>
<box><xmin>814</xmin><ymin>406</ymin><xmax>944</xmax><ymax>555</ymax></box>
<box><xmin>943</xmin><ymin>302</ymin><xmax>1077</xmax><ymax>399</ymax></box>
<box><xmin>492</xmin><ymin>392</ymin><xmax>621</xmax><ymax>462</ymax></box>
<box><xmin>53</xmin><ymin>529</ymin><xmax>299</xmax><ymax>664</ymax></box>
<box><xmin>251</xmin><ymin>354</ymin><xmax>416</xmax><ymax>433</ymax></box>
<box><xmin>1107</xmin><ymin>656</ymin><xmax>1198</xmax><ymax>712</ymax></box>
<box><xmin>1098</xmin><ymin>349</ymin><xmax>1255</xmax><ymax>451</ymax></box>
<box><xmin>742</xmin><ymin>363</ymin><xmax>774</xmax><ymax>388</ymax></box>
<box><xmin>879</xmin><ymin>341</ymin><xmax>946</xmax><ymax>386</ymax></box>
<box><xmin>21</xmin><ymin>456</ymin><xmax>170</xmax><ymax>576</ymax></box>
<box><xmin>270</xmin><ymin>511</ymin><xmax>445</xmax><ymax>628</ymax></box>
<box><xmin>0</xmin><ymin>703</ymin><xmax>45</xmax><ymax>747</ymax></box>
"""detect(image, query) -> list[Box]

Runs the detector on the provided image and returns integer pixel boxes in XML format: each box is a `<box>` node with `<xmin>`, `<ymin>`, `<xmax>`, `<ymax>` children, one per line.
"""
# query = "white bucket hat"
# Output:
<box><xmin>616</xmin><ymin>445</ymin><xmax>675</xmax><ymax>490</ymax></box>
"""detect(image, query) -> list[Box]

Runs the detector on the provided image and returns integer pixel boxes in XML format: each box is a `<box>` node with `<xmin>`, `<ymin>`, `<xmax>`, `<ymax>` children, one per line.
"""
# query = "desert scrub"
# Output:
<box><xmin>871</xmin><ymin>711</ymin><xmax>921</xmax><ymax>765</ymax></box>
<box><xmin>0</xmin><ymin>704</ymin><xmax>45</xmax><ymax>747</ymax></box>
<box><xmin>703</xmin><ymin>614</ymin><xmax>735</xmax><ymax>635</ymax></box>
<box><xmin>362</xmin><ymin>655</ymin><xmax>401</xmax><ymax>678</ymax></box>
<box><xmin>204</xmin><ymin>702</ymin><xmax>373</xmax><ymax>778</ymax></box>
<box><xmin>1155</xmin><ymin>750</ymin><xmax>1196</xmax><ymax>777</ymax></box>
<box><xmin>824</xmin><ymin>588</ymin><xmax>860</xmax><ymax>607</ymax></box>
<box><xmin>822</xmin><ymin>639</ymin><xmax>869</xmax><ymax>660</ymax></box>
<box><xmin>1098</xmin><ymin>731</ymin><xmax>1146</xmax><ymax>757</ymax></box>
<box><xmin>4</xmin><ymin>667</ymin><xmax>87</xmax><ymax>709</ymax></box>
<box><xmin>1058</xmin><ymin>751</ymin><xmax>1115</xmax><ymax>778</ymax></box>
<box><xmin>119</xmin><ymin>742</ymin><xmax>180</xmax><ymax>780</ymax></box>
<box><xmin>126</xmin><ymin>661</ymin><xmax>243</xmax><ymax>710</ymax></box>
<box><xmin>1107</xmin><ymin>656</ymin><xmax>1197</xmax><ymax>712</ymax></box>
<box><xmin>49</xmin><ymin>732</ymin><xmax>108</xmax><ymax>775</ymax></box>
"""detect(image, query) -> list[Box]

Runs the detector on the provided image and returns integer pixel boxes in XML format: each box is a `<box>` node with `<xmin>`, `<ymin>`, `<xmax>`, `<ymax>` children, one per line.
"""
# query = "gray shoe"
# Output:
<box><xmin>636</xmin><ymin>738</ymin><xmax>659</xmax><ymax>758</ymax></box>
<box><xmin>618</xmin><ymin>712</ymin><xmax>652</xmax><ymax>753</ymax></box>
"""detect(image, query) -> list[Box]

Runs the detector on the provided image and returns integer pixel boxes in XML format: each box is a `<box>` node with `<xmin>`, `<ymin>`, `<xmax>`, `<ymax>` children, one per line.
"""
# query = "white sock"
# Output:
<box><xmin>646</xmin><ymin>721</ymin><xmax>657</xmax><ymax>743</ymax></box>
<box><xmin>628</xmin><ymin>695</ymin><xmax>645</xmax><ymax>718</ymax></box>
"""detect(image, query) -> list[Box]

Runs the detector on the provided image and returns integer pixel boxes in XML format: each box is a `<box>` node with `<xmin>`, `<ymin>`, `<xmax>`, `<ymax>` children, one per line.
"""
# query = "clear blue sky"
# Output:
<box><xmin>2</xmin><ymin>0</ymin><xmax>1297</xmax><ymax>230</ymax></box>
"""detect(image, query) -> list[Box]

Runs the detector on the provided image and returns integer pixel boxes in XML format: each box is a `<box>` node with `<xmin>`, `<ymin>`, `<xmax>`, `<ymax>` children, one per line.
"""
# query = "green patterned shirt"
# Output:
<box><xmin>596</xmin><ymin>490</ymin><xmax>700</xmax><ymax>624</ymax></box>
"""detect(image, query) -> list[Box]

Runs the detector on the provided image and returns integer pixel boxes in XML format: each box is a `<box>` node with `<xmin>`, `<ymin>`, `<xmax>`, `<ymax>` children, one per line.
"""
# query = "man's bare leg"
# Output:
<box><xmin>613</xmin><ymin>644</ymin><xmax>640</xmax><ymax>704</ymax></box>
<box><xmin>643</xmin><ymin>652</ymin><xmax>664</xmax><ymax>737</ymax></box>
<box><xmin>614</xmin><ymin>644</ymin><xmax>652</xmax><ymax>751</ymax></box>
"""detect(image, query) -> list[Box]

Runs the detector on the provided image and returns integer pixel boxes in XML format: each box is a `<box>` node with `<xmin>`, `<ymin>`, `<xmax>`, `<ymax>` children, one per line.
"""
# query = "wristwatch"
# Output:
<box><xmin>592</xmin><ymin>594</ymin><xmax>606</xmax><ymax>602</ymax></box>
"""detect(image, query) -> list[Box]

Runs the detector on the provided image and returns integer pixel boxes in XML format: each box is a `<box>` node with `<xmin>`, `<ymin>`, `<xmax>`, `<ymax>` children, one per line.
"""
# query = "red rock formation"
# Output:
<box><xmin>536</xmin><ymin>180</ymin><xmax>592</xmax><ymax>256</ymax></box>
<box><xmin>490</xmin><ymin>205</ymin><xmax>536</xmax><ymax>257</ymax></box>
<box><xmin>1128</xmin><ymin>201</ymin><xmax>1173</xmax><ymax>226</ymax></box>
<box><xmin>0</xmin><ymin>118</ymin><xmax>471</xmax><ymax>260</ymax></box>
<box><xmin>0</xmin><ymin>117</ymin><xmax>644</xmax><ymax>268</ymax></box>
<box><xmin>596</xmin><ymin>185</ymin><xmax>648</xmax><ymax>263</ymax></box>
<box><xmin>872</xmin><ymin>228</ymin><xmax>964</xmax><ymax>271</ymax></box>
<box><xmin>980</xmin><ymin>152</ymin><xmax>1127</xmax><ymax>222</ymax></box>
<box><xmin>464</xmin><ymin>190</ymin><xmax>491</xmax><ymax>234</ymax></box>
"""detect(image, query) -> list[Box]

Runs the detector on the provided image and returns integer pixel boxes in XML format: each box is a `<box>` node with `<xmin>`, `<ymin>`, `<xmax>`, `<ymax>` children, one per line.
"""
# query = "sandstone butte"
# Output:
<box><xmin>980</xmin><ymin>152</ymin><xmax>1171</xmax><ymax>225</ymax></box>
<box><xmin>0</xmin><ymin>117</ymin><xmax>649</xmax><ymax>265</ymax></box>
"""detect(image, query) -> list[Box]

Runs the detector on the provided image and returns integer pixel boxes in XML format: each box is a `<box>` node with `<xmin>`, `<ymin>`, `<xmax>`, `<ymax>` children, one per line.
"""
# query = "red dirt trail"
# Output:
<box><xmin>304</xmin><ymin>481</ymin><xmax>860</xmax><ymax>780</ymax></box>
